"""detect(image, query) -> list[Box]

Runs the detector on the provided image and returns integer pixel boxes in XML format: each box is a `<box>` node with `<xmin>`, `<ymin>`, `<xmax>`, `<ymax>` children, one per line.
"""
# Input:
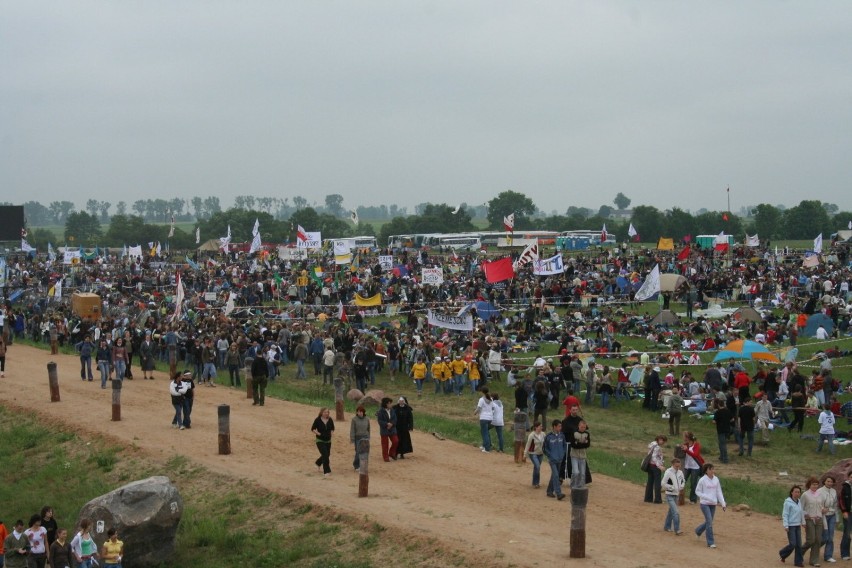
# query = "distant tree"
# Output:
<box><xmin>752</xmin><ymin>204</ymin><xmax>782</xmax><ymax>240</ymax></box>
<box><xmin>824</xmin><ymin>202</ymin><xmax>839</xmax><ymax>215</ymax></box>
<box><xmin>630</xmin><ymin>206</ymin><xmax>665</xmax><ymax>242</ymax></box>
<box><xmin>832</xmin><ymin>212</ymin><xmax>852</xmax><ymax>230</ymax></box>
<box><xmin>191</xmin><ymin>197</ymin><xmax>204</xmax><ymax>219</ymax></box>
<box><xmin>23</xmin><ymin>201</ymin><xmax>51</xmax><ymax>225</ymax></box>
<box><xmin>598</xmin><ymin>205</ymin><xmax>614</xmax><ymax>218</ymax></box>
<box><xmin>86</xmin><ymin>199</ymin><xmax>100</xmax><ymax>217</ymax></box>
<box><xmin>293</xmin><ymin>196</ymin><xmax>308</xmax><ymax>211</ymax></box>
<box><xmin>613</xmin><ymin>192</ymin><xmax>631</xmax><ymax>210</ymax></box>
<box><xmin>116</xmin><ymin>201</ymin><xmax>127</xmax><ymax>216</ymax></box>
<box><xmin>27</xmin><ymin>227</ymin><xmax>56</xmax><ymax>248</ymax></box>
<box><xmin>379</xmin><ymin>217</ymin><xmax>412</xmax><ymax>248</ymax></box>
<box><xmin>203</xmin><ymin>197</ymin><xmax>221</xmax><ymax>217</ymax></box>
<box><xmin>563</xmin><ymin>206</ymin><xmax>591</xmax><ymax>219</ymax></box>
<box><xmin>782</xmin><ymin>200</ymin><xmax>832</xmax><ymax>239</ymax></box>
<box><xmin>132</xmin><ymin>200</ymin><xmax>147</xmax><ymax>218</ymax></box>
<box><xmin>168</xmin><ymin>198</ymin><xmax>185</xmax><ymax>217</ymax></box>
<box><xmin>325</xmin><ymin>194</ymin><xmax>345</xmax><ymax>218</ymax></box>
<box><xmin>233</xmin><ymin>196</ymin><xmax>256</xmax><ymax>210</ymax></box>
<box><xmin>409</xmin><ymin>204</ymin><xmax>475</xmax><ymax>234</ymax></box>
<box><xmin>64</xmin><ymin>211</ymin><xmax>102</xmax><ymax>245</ymax></box>
<box><xmin>662</xmin><ymin>208</ymin><xmax>694</xmax><ymax>240</ymax></box>
<box><xmin>486</xmin><ymin>190</ymin><xmax>536</xmax><ymax>229</ymax></box>
<box><xmin>49</xmin><ymin>201</ymin><xmax>75</xmax><ymax>224</ymax></box>
<box><xmin>98</xmin><ymin>201</ymin><xmax>111</xmax><ymax>222</ymax></box>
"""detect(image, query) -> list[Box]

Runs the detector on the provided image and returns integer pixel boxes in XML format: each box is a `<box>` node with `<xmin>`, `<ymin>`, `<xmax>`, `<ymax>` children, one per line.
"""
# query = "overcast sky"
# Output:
<box><xmin>2</xmin><ymin>1</ymin><xmax>851</xmax><ymax>215</ymax></box>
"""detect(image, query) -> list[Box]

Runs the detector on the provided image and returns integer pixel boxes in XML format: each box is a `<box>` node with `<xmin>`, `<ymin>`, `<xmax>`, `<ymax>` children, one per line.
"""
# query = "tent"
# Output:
<box><xmin>732</xmin><ymin>306</ymin><xmax>763</xmax><ymax>323</ymax></box>
<box><xmin>659</xmin><ymin>273</ymin><xmax>687</xmax><ymax>293</ymax></box>
<box><xmin>474</xmin><ymin>301</ymin><xmax>501</xmax><ymax>321</ymax></box>
<box><xmin>650</xmin><ymin>309</ymin><xmax>680</xmax><ymax>327</ymax></box>
<box><xmin>657</xmin><ymin>237</ymin><xmax>675</xmax><ymax>251</ymax></box>
<box><xmin>803</xmin><ymin>313</ymin><xmax>834</xmax><ymax>337</ymax></box>
<box><xmin>198</xmin><ymin>239</ymin><xmax>221</xmax><ymax>252</ymax></box>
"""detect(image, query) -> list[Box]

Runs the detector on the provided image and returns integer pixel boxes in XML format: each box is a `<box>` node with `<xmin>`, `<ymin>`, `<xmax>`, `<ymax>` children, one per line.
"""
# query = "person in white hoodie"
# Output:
<box><xmin>662</xmin><ymin>458</ymin><xmax>686</xmax><ymax>535</ymax></box>
<box><xmin>694</xmin><ymin>463</ymin><xmax>726</xmax><ymax>548</ymax></box>
<box><xmin>491</xmin><ymin>393</ymin><xmax>505</xmax><ymax>452</ymax></box>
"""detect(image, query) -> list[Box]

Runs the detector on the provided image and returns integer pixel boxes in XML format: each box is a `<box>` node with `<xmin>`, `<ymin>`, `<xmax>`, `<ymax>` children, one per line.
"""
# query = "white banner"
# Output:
<box><xmin>427</xmin><ymin>309</ymin><xmax>474</xmax><ymax>331</ymax></box>
<box><xmin>378</xmin><ymin>255</ymin><xmax>393</xmax><ymax>271</ymax></box>
<box><xmin>333</xmin><ymin>240</ymin><xmax>349</xmax><ymax>256</ymax></box>
<box><xmin>532</xmin><ymin>254</ymin><xmax>564</xmax><ymax>275</ymax></box>
<box><xmin>63</xmin><ymin>250</ymin><xmax>82</xmax><ymax>265</ymax></box>
<box><xmin>297</xmin><ymin>232</ymin><xmax>322</xmax><ymax>250</ymax></box>
<box><xmin>745</xmin><ymin>234</ymin><xmax>760</xmax><ymax>247</ymax></box>
<box><xmin>635</xmin><ymin>264</ymin><xmax>661</xmax><ymax>301</ymax></box>
<box><xmin>421</xmin><ymin>267</ymin><xmax>444</xmax><ymax>286</ymax></box>
<box><xmin>0</xmin><ymin>257</ymin><xmax>6</xmax><ymax>288</ymax></box>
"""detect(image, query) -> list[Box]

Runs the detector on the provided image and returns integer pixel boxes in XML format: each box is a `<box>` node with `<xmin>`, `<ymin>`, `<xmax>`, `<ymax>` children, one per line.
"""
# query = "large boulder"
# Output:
<box><xmin>822</xmin><ymin>459</ymin><xmax>852</xmax><ymax>485</ymax></box>
<box><xmin>77</xmin><ymin>476</ymin><xmax>182</xmax><ymax>567</ymax></box>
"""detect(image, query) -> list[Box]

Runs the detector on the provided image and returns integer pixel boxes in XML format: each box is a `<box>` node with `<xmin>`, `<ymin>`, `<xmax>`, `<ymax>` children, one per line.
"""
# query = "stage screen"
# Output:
<box><xmin>0</xmin><ymin>206</ymin><xmax>25</xmax><ymax>240</ymax></box>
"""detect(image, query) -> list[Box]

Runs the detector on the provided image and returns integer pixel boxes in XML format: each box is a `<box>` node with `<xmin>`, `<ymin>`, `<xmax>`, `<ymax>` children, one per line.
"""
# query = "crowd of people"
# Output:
<box><xmin>1</xmin><ymin>508</ymin><xmax>123</xmax><ymax>568</ymax></box>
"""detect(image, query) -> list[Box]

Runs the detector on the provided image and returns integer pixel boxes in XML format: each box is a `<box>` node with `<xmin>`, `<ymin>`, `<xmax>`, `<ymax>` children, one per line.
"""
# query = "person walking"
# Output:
<box><xmin>311</xmin><ymin>407</ymin><xmax>335</xmax><ymax>476</ymax></box>
<box><xmin>779</xmin><ymin>485</ymin><xmax>805</xmax><ymax>566</ymax></box>
<box><xmin>820</xmin><ymin>475</ymin><xmax>839</xmax><ymax>564</ymax></box>
<box><xmin>350</xmin><ymin>405</ymin><xmax>370</xmax><ymax>472</ymax></box>
<box><xmin>523</xmin><ymin>421</ymin><xmax>546</xmax><ymax>488</ymax></box>
<box><xmin>839</xmin><ymin>470</ymin><xmax>852</xmax><ymax>561</ymax></box>
<box><xmin>644</xmin><ymin>435</ymin><xmax>667</xmax><ymax>504</ymax></box>
<box><xmin>251</xmin><ymin>350</ymin><xmax>269</xmax><ymax>406</ymax></box>
<box><xmin>376</xmin><ymin>398</ymin><xmax>399</xmax><ymax>461</ymax></box>
<box><xmin>817</xmin><ymin>405</ymin><xmax>837</xmax><ymax>455</ymax></box>
<box><xmin>662</xmin><ymin>458</ymin><xmax>686</xmax><ymax>535</ymax></box>
<box><xmin>802</xmin><ymin>476</ymin><xmax>825</xmax><ymax>566</ymax></box>
<box><xmin>180</xmin><ymin>372</ymin><xmax>195</xmax><ymax>429</ymax></box>
<box><xmin>695</xmin><ymin>463</ymin><xmax>727</xmax><ymax>549</ymax></box>
<box><xmin>474</xmin><ymin>388</ymin><xmax>494</xmax><ymax>453</ymax></box>
<box><xmin>543</xmin><ymin>420</ymin><xmax>567</xmax><ymax>500</ymax></box>
<box><xmin>394</xmin><ymin>397</ymin><xmax>414</xmax><ymax>459</ymax></box>
<box><xmin>682</xmin><ymin>432</ymin><xmax>705</xmax><ymax>504</ymax></box>
<box><xmin>169</xmin><ymin>372</ymin><xmax>189</xmax><ymax>429</ymax></box>
<box><xmin>570</xmin><ymin>420</ymin><xmax>590</xmax><ymax>489</ymax></box>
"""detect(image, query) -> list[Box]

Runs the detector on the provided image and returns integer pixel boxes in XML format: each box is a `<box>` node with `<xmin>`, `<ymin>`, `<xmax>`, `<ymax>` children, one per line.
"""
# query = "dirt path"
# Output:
<box><xmin>2</xmin><ymin>345</ymin><xmax>789</xmax><ymax>567</ymax></box>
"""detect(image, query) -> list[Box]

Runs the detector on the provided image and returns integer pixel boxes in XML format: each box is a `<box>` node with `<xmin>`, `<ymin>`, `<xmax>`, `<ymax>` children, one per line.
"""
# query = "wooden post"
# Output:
<box><xmin>357</xmin><ymin>438</ymin><xmax>370</xmax><ymax>497</ymax></box>
<box><xmin>218</xmin><ymin>404</ymin><xmax>231</xmax><ymax>455</ymax></box>
<box><xmin>244</xmin><ymin>357</ymin><xmax>253</xmax><ymax>399</ymax></box>
<box><xmin>111</xmin><ymin>378</ymin><xmax>122</xmax><ymax>421</ymax></box>
<box><xmin>513</xmin><ymin>409</ymin><xmax>528</xmax><ymax>463</ymax></box>
<box><xmin>333</xmin><ymin>377</ymin><xmax>345</xmax><ymax>421</ymax></box>
<box><xmin>569</xmin><ymin>487</ymin><xmax>588</xmax><ymax>558</ymax></box>
<box><xmin>168</xmin><ymin>345</ymin><xmax>177</xmax><ymax>378</ymax></box>
<box><xmin>48</xmin><ymin>362</ymin><xmax>60</xmax><ymax>402</ymax></box>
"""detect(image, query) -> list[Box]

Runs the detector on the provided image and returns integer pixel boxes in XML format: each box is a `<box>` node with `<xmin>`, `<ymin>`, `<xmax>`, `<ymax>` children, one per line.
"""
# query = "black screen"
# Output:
<box><xmin>0</xmin><ymin>206</ymin><xmax>26</xmax><ymax>240</ymax></box>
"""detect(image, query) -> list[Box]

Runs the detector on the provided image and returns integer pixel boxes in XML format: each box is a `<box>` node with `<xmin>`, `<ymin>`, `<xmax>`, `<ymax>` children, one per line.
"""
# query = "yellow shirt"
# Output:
<box><xmin>411</xmin><ymin>362</ymin><xmax>427</xmax><ymax>379</ymax></box>
<box><xmin>449</xmin><ymin>359</ymin><xmax>466</xmax><ymax>375</ymax></box>
<box><xmin>102</xmin><ymin>539</ymin><xmax>123</xmax><ymax>562</ymax></box>
<box><xmin>431</xmin><ymin>362</ymin><xmax>447</xmax><ymax>381</ymax></box>
<box><xmin>468</xmin><ymin>361</ymin><xmax>481</xmax><ymax>380</ymax></box>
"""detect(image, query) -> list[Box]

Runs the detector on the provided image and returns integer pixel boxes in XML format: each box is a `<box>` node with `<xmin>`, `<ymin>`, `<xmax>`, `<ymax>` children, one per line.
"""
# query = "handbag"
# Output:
<box><xmin>673</xmin><ymin>445</ymin><xmax>686</xmax><ymax>459</ymax></box>
<box><xmin>640</xmin><ymin>449</ymin><xmax>653</xmax><ymax>472</ymax></box>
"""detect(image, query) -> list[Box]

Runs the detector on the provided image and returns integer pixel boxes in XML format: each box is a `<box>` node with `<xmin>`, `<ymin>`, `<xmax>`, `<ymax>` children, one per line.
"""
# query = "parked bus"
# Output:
<box><xmin>324</xmin><ymin>236</ymin><xmax>378</xmax><ymax>251</ymax></box>
<box><xmin>421</xmin><ymin>233</ymin><xmax>482</xmax><ymax>250</ymax></box>
<box><xmin>556</xmin><ymin>230</ymin><xmax>616</xmax><ymax>250</ymax></box>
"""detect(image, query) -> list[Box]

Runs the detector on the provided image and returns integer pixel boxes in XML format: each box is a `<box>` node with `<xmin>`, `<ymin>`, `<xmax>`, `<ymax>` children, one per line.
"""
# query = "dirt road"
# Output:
<box><xmin>2</xmin><ymin>344</ymin><xmax>788</xmax><ymax>567</ymax></box>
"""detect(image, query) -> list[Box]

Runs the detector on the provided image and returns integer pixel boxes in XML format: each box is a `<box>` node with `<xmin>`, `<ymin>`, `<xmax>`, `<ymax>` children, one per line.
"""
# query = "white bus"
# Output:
<box><xmin>324</xmin><ymin>236</ymin><xmax>377</xmax><ymax>251</ymax></box>
<box><xmin>421</xmin><ymin>233</ymin><xmax>482</xmax><ymax>250</ymax></box>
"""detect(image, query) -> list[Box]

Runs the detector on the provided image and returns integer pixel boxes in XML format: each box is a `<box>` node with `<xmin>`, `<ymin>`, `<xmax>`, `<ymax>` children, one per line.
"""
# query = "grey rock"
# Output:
<box><xmin>77</xmin><ymin>476</ymin><xmax>182</xmax><ymax>567</ymax></box>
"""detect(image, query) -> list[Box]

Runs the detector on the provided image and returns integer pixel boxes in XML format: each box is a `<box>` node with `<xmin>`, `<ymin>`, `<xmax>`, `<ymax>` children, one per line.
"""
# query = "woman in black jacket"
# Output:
<box><xmin>394</xmin><ymin>397</ymin><xmax>414</xmax><ymax>459</ymax></box>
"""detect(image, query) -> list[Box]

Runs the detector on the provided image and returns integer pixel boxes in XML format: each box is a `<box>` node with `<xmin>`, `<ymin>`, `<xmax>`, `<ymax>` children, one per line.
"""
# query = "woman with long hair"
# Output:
<box><xmin>779</xmin><ymin>484</ymin><xmax>804</xmax><ymax>566</ymax></box>
<box><xmin>311</xmin><ymin>407</ymin><xmax>335</xmax><ymax>476</ymax></box>
<box><xmin>681</xmin><ymin>431</ymin><xmax>704</xmax><ymax>504</ymax></box>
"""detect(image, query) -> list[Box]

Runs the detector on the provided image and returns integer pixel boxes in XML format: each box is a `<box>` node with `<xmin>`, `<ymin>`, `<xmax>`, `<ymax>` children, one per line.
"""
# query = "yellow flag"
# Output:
<box><xmin>354</xmin><ymin>293</ymin><xmax>382</xmax><ymax>306</ymax></box>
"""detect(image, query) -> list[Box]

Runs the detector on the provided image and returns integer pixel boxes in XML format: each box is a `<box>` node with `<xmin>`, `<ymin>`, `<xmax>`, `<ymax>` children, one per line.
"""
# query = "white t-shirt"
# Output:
<box><xmin>492</xmin><ymin>400</ymin><xmax>504</xmax><ymax>426</ymax></box>
<box><xmin>818</xmin><ymin>410</ymin><xmax>836</xmax><ymax>435</ymax></box>
<box><xmin>476</xmin><ymin>397</ymin><xmax>494</xmax><ymax>421</ymax></box>
<box><xmin>24</xmin><ymin>526</ymin><xmax>47</xmax><ymax>554</ymax></box>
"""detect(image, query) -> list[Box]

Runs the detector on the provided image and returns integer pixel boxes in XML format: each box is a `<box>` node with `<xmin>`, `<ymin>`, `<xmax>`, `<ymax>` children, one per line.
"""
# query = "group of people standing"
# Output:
<box><xmin>781</xmin><ymin>473</ymin><xmax>850</xmax><ymax>567</ymax></box>
<box><xmin>2</xmin><ymin>508</ymin><xmax>124</xmax><ymax>568</ymax></box>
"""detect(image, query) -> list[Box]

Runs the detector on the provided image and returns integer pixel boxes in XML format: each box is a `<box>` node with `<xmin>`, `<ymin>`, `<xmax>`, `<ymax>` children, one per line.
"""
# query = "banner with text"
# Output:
<box><xmin>532</xmin><ymin>254</ymin><xmax>564</xmax><ymax>275</ymax></box>
<box><xmin>427</xmin><ymin>309</ymin><xmax>474</xmax><ymax>331</ymax></box>
<box><xmin>421</xmin><ymin>267</ymin><xmax>444</xmax><ymax>286</ymax></box>
<box><xmin>297</xmin><ymin>232</ymin><xmax>322</xmax><ymax>250</ymax></box>
<box><xmin>63</xmin><ymin>250</ymin><xmax>82</xmax><ymax>265</ymax></box>
<box><xmin>378</xmin><ymin>255</ymin><xmax>393</xmax><ymax>271</ymax></box>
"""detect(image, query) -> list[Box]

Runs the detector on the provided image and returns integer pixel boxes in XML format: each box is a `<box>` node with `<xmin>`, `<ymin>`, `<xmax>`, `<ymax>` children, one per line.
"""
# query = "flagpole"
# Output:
<box><xmin>727</xmin><ymin>186</ymin><xmax>730</xmax><ymax>214</ymax></box>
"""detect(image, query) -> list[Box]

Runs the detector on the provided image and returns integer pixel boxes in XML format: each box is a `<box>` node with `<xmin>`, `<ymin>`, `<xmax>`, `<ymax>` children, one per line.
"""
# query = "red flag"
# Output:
<box><xmin>483</xmin><ymin>257</ymin><xmax>515</xmax><ymax>283</ymax></box>
<box><xmin>677</xmin><ymin>246</ymin><xmax>691</xmax><ymax>261</ymax></box>
<box><xmin>601</xmin><ymin>224</ymin><xmax>607</xmax><ymax>243</ymax></box>
<box><xmin>337</xmin><ymin>301</ymin><xmax>348</xmax><ymax>322</ymax></box>
<box><xmin>503</xmin><ymin>213</ymin><xmax>515</xmax><ymax>232</ymax></box>
<box><xmin>722</xmin><ymin>213</ymin><xmax>729</xmax><ymax>221</ymax></box>
<box><xmin>714</xmin><ymin>242</ymin><xmax>729</xmax><ymax>252</ymax></box>
<box><xmin>297</xmin><ymin>225</ymin><xmax>308</xmax><ymax>242</ymax></box>
<box><xmin>683</xmin><ymin>234</ymin><xmax>692</xmax><ymax>243</ymax></box>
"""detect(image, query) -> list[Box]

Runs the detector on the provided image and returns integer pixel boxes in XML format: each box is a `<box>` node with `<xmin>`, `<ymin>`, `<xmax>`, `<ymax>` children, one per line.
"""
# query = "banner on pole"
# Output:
<box><xmin>427</xmin><ymin>309</ymin><xmax>474</xmax><ymax>331</ymax></box>
<box><xmin>532</xmin><ymin>254</ymin><xmax>564</xmax><ymax>275</ymax></box>
<box><xmin>421</xmin><ymin>267</ymin><xmax>444</xmax><ymax>286</ymax></box>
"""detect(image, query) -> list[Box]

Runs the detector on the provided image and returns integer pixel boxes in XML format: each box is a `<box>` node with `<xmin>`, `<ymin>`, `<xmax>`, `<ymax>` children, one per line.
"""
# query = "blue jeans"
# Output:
<box><xmin>98</xmin><ymin>360</ymin><xmax>110</xmax><ymax>387</ymax></box>
<box><xmin>296</xmin><ymin>359</ymin><xmax>307</xmax><ymax>379</ymax></box>
<box><xmin>453</xmin><ymin>374</ymin><xmax>464</xmax><ymax>395</ymax></box>
<box><xmin>601</xmin><ymin>391</ymin><xmax>610</xmax><ymax>408</ymax></box>
<box><xmin>571</xmin><ymin>457</ymin><xmax>587</xmax><ymax>489</ymax></box>
<box><xmin>738</xmin><ymin>429</ymin><xmax>754</xmax><ymax>456</ymax></box>
<box><xmin>470</xmin><ymin>379</ymin><xmax>480</xmax><ymax>393</ymax></box>
<box><xmin>841</xmin><ymin>512</ymin><xmax>852</xmax><ymax>559</ymax></box>
<box><xmin>529</xmin><ymin>454</ymin><xmax>542</xmax><ymax>486</ymax></box>
<box><xmin>367</xmin><ymin>362</ymin><xmax>376</xmax><ymax>385</ymax></box>
<box><xmin>172</xmin><ymin>402</ymin><xmax>183</xmax><ymax>426</ymax></box>
<box><xmin>114</xmin><ymin>360</ymin><xmax>126</xmax><ymax>381</ymax></box>
<box><xmin>823</xmin><ymin>513</ymin><xmax>837</xmax><ymax>560</ymax></box>
<box><xmin>78</xmin><ymin>559</ymin><xmax>93</xmax><ymax>568</ymax></box>
<box><xmin>717</xmin><ymin>432</ymin><xmax>729</xmax><ymax>463</ymax></box>
<box><xmin>414</xmin><ymin>379</ymin><xmax>423</xmax><ymax>393</ymax></box>
<box><xmin>494</xmin><ymin>425</ymin><xmax>504</xmax><ymax>452</ymax></box>
<box><xmin>202</xmin><ymin>362</ymin><xmax>217</xmax><ymax>381</ymax></box>
<box><xmin>479</xmin><ymin>420</ymin><xmax>492</xmax><ymax>451</ymax></box>
<box><xmin>80</xmin><ymin>355</ymin><xmax>93</xmax><ymax>379</ymax></box>
<box><xmin>780</xmin><ymin>526</ymin><xmax>804</xmax><ymax>566</ymax></box>
<box><xmin>547</xmin><ymin>459</ymin><xmax>563</xmax><ymax>497</ymax></box>
<box><xmin>696</xmin><ymin>504</ymin><xmax>716</xmax><ymax>546</ymax></box>
<box><xmin>182</xmin><ymin>397</ymin><xmax>194</xmax><ymax>427</ymax></box>
<box><xmin>433</xmin><ymin>378</ymin><xmax>441</xmax><ymax>393</ymax></box>
<box><xmin>664</xmin><ymin>494</ymin><xmax>681</xmax><ymax>532</ymax></box>
<box><xmin>818</xmin><ymin>433</ymin><xmax>836</xmax><ymax>455</ymax></box>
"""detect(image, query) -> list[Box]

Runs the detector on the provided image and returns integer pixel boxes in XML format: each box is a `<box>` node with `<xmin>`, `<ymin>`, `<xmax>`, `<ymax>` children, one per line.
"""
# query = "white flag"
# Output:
<box><xmin>249</xmin><ymin>231</ymin><xmax>262</xmax><ymax>254</ymax></box>
<box><xmin>172</xmin><ymin>273</ymin><xmax>185</xmax><ymax>322</ymax></box>
<box><xmin>48</xmin><ymin>242</ymin><xmax>56</xmax><ymax>261</ymax></box>
<box><xmin>503</xmin><ymin>213</ymin><xmax>515</xmax><ymax>231</ymax></box>
<box><xmin>53</xmin><ymin>278</ymin><xmax>63</xmax><ymax>299</ymax></box>
<box><xmin>513</xmin><ymin>243</ymin><xmax>539</xmax><ymax>269</ymax></box>
<box><xmin>627</xmin><ymin>223</ymin><xmax>638</xmax><ymax>238</ymax></box>
<box><xmin>634</xmin><ymin>264</ymin><xmax>661</xmax><ymax>301</ymax></box>
<box><xmin>21</xmin><ymin>239</ymin><xmax>35</xmax><ymax>253</ymax></box>
<box><xmin>350</xmin><ymin>210</ymin><xmax>359</xmax><ymax>225</ymax></box>
<box><xmin>251</xmin><ymin>218</ymin><xmax>260</xmax><ymax>237</ymax></box>
<box><xmin>714</xmin><ymin>232</ymin><xmax>727</xmax><ymax>245</ymax></box>
<box><xmin>224</xmin><ymin>291</ymin><xmax>236</xmax><ymax>316</ymax></box>
<box><xmin>814</xmin><ymin>233</ymin><xmax>823</xmax><ymax>254</ymax></box>
<box><xmin>195</xmin><ymin>227</ymin><xmax>200</xmax><ymax>244</ymax></box>
<box><xmin>219</xmin><ymin>225</ymin><xmax>232</xmax><ymax>252</ymax></box>
<box><xmin>745</xmin><ymin>234</ymin><xmax>760</xmax><ymax>247</ymax></box>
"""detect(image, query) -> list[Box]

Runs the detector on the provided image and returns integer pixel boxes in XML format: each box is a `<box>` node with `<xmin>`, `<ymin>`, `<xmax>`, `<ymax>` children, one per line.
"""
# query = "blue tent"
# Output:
<box><xmin>803</xmin><ymin>313</ymin><xmax>834</xmax><ymax>338</ymax></box>
<box><xmin>474</xmin><ymin>301</ymin><xmax>501</xmax><ymax>321</ymax></box>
